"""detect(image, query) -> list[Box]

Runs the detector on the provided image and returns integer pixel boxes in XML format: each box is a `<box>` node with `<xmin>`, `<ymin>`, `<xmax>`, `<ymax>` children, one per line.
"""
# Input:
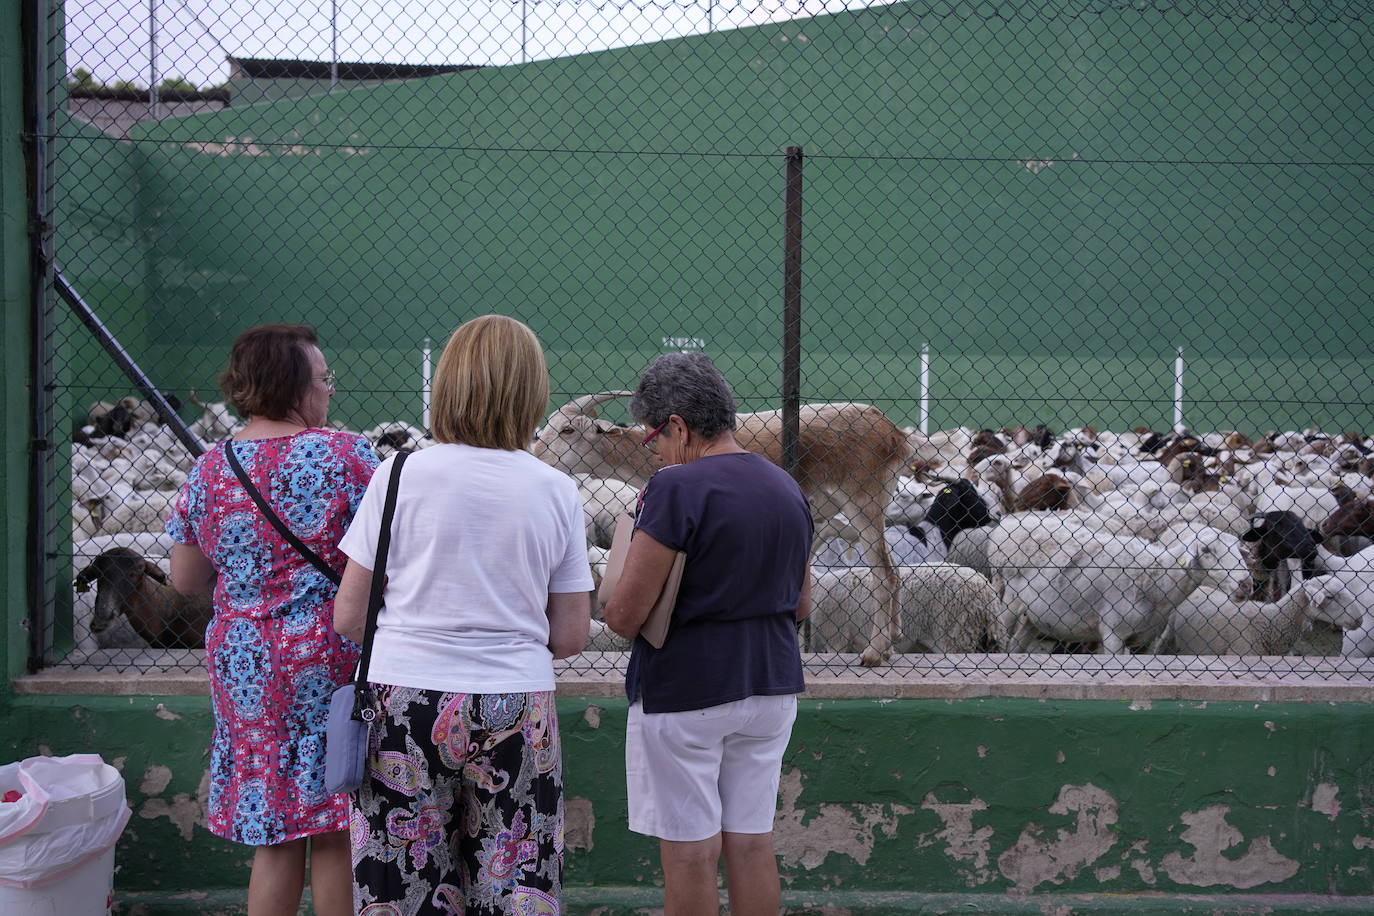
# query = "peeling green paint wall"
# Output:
<box><xmin>2</xmin><ymin>693</ymin><xmax>1371</xmax><ymax>912</ymax></box>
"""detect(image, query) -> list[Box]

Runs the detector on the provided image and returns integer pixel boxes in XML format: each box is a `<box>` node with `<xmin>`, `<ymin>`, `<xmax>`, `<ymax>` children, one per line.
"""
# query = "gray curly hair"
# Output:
<box><xmin>630</xmin><ymin>352</ymin><xmax>737</xmax><ymax>439</ymax></box>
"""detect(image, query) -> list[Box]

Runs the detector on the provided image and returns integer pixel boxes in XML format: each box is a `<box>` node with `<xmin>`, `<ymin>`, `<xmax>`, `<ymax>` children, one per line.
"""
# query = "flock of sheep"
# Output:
<box><xmin>66</xmin><ymin>392</ymin><xmax>1374</xmax><ymax>669</ymax></box>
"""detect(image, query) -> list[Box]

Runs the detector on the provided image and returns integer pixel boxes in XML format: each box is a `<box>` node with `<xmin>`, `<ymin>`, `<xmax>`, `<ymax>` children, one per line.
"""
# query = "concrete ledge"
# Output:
<box><xmin>21</xmin><ymin>652</ymin><xmax>1374</xmax><ymax>701</ymax></box>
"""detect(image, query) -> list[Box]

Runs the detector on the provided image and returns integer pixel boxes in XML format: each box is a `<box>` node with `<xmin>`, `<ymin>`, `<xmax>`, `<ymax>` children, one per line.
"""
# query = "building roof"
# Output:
<box><xmin>227</xmin><ymin>56</ymin><xmax>479</xmax><ymax>81</ymax></box>
<box><xmin>67</xmin><ymin>86</ymin><xmax>231</xmax><ymax>103</ymax></box>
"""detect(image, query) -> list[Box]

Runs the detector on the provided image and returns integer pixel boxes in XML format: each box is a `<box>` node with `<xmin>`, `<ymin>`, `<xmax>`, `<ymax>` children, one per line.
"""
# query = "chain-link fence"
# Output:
<box><xmin>30</xmin><ymin>0</ymin><xmax>1373</xmax><ymax>679</ymax></box>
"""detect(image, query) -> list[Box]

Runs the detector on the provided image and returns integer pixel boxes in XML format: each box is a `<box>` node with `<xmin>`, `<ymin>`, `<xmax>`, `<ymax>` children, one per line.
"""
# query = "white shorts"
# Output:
<box><xmin>626</xmin><ymin>694</ymin><xmax>798</xmax><ymax>842</ymax></box>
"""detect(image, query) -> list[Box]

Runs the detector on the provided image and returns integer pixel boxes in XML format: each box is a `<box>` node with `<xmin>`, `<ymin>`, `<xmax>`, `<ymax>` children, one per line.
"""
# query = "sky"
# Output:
<box><xmin>66</xmin><ymin>0</ymin><xmax>881</xmax><ymax>88</ymax></box>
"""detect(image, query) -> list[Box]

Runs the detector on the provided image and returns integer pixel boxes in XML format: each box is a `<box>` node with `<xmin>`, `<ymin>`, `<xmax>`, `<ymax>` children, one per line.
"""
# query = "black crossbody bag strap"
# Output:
<box><xmin>224</xmin><ymin>441</ymin><xmax>342</xmax><ymax>586</ymax></box>
<box><xmin>354</xmin><ymin>450</ymin><xmax>408</xmax><ymax>695</ymax></box>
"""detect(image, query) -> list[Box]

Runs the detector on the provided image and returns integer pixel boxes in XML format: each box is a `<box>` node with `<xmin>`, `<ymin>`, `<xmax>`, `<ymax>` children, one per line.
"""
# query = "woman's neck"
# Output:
<box><xmin>682</xmin><ymin>433</ymin><xmax>747</xmax><ymax>464</ymax></box>
<box><xmin>235</xmin><ymin>415</ymin><xmax>311</xmax><ymax>440</ymax></box>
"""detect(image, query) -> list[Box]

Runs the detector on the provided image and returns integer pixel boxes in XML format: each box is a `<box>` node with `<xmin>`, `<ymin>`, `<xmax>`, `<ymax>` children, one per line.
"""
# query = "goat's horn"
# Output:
<box><xmin>189</xmin><ymin>389</ymin><xmax>207</xmax><ymax>407</ymax></box>
<box><xmin>554</xmin><ymin>391</ymin><xmax>635</xmax><ymax>418</ymax></box>
<box><xmin>143</xmin><ymin>560</ymin><xmax>169</xmax><ymax>584</ymax></box>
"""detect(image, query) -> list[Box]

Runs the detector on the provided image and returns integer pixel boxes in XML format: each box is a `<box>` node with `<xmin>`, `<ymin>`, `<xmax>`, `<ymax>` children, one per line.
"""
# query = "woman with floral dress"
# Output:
<box><xmin>169</xmin><ymin>324</ymin><xmax>377</xmax><ymax>916</ymax></box>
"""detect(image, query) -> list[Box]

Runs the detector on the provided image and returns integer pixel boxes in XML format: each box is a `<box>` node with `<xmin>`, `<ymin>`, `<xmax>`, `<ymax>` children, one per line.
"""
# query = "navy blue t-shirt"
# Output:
<box><xmin>625</xmin><ymin>451</ymin><xmax>813</xmax><ymax>713</ymax></box>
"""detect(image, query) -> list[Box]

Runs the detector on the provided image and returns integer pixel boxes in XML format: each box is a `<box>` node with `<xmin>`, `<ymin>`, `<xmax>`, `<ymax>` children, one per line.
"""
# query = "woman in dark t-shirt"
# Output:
<box><xmin>605</xmin><ymin>352</ymin><xmax>813</xmax><ymax>916</ymax></box>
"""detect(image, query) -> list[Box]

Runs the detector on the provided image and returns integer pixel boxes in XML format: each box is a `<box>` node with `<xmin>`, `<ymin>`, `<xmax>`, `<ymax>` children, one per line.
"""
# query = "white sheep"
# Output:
<box><xmin>1159</xmin><ymin>578</ymin><xmax>1332</xmax><ymax>655</ymax></box>
<box><xmin>188</xmin><ymin>396</ymin><xmax>240</xmax><ymax>443</ymax></box>
<box><xmin>813</xmin><ymin>524</ymin><xmax>948</xmax><ymax>569</ymax></box>
<box><xmin>809</xmin><ymin>564</ymin><xmax>1003</xmax><ymax>653</ymax></box>
<box><xmin>1155</xmin><ymin>521</ymin><xmax>1250</xmax><ymax>598</ymax></box>
<box><xmin>1255</xmin><ymin>484</ymin><xmax>1339</xmax><ymax>532</ymax></box>
<box><xmin>587</xmin><ymin>545</ymin><xmax>609</xmax><ymax>592</ymax></box>
<box><xmin>76</xmin><ymin>482</ymin><xmax>176</xmax><ymax>537</ymax></box>
<box><xmin>573</xmin><ymin>475</ymin><xmax>640</xmax><ymax>550</ymax></box>
<box><xmin>989</xmin><ymin>517</ymin><xmax>1211</xmax><ymax>654</ymax></box>
<box><xmin>944</xmin><ymin>525</ymin><xmax>997</xmax><ymax>581</ymax></box>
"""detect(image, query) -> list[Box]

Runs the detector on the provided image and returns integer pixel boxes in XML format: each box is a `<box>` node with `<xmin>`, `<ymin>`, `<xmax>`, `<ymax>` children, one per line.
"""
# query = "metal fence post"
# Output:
<box><xmin>782</xmin><ymin>145</ymin><xmax>802</xmax><ymax>478</ymax></box>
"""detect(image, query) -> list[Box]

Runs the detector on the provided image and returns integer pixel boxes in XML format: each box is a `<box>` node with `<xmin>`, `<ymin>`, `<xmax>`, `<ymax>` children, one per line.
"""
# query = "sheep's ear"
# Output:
<box><xmin>72</xmin><ymin>566</ymin><xmax>96</xmax><ymax>593</ymax></box>
<box><xmin>143</xmin><ymin>561</ymin><xmax>169</xmax><ymax>583</ymax></box>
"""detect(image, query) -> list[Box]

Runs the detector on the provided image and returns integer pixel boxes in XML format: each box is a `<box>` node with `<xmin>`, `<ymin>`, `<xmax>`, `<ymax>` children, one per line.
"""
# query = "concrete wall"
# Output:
<box><xmin>1</xmin><ymin>690</ymin><xmax>1372</xmax><ymax>913</ymax></box>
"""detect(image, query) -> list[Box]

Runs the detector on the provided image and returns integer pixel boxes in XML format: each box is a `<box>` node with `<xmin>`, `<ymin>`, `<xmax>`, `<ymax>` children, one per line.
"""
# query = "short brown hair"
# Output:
<box><xmin>430</xmin><ymin>315</ymin><xmax>549</xmax><ymax>451</ymax></box>
<box><xmin>220</xmin><ymin>324</ymin><xmax>319</xmax><ymax>421</ymax></box>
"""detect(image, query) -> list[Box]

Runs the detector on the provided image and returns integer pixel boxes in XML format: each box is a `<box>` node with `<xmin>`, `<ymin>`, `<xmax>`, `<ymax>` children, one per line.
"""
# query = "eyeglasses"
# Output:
<box><xmin>314</xmin><ymin>370</ymin><xmax>338</xmax><ymax>392</ymax></box>
<box><xmin>641</xmin><ymin>419</ymin><xmax>668</xmax><ymax>451</ymax></box>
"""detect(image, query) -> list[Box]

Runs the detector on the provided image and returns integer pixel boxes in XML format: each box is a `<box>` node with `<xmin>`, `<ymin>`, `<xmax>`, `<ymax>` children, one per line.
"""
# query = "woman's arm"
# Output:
<box><xmin>334</xmin><ymin>559</ymin><xmax>373</xmax><ymax>644</ymax></box>
<box><xmin>547</xmin><ymin>591</ymin><xmax>591</xmax><ymax>659</ymax></box>
<box><xmin>170</xmin><ymin>544</ymin><xmax>216</xmax><ymax>595</ymax></box>
<box><xmin>603</xmin><ymin>531</ymin><xmax>679</xmax><ymax>639</ymax></box>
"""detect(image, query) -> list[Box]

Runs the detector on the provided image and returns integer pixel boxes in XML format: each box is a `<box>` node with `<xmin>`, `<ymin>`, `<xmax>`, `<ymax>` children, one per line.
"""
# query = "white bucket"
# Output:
<box><xmin>0</xmin><ymin>845</ymin><xmax>115</xmax><ymax>915</ymax></box>
<box><xmin>0</xmin><ymin>754</ymin><xmax>128</xmax><ymax>916</ymax></box>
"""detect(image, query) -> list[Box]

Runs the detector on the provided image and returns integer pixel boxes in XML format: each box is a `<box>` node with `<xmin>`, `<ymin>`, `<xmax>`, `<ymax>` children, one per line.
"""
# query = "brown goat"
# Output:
<box><xmin>966</xmin><ymin>443</ymin><xmax>1007</xmax><ymax>468</ymax></box>
<box><xmin>1013</xmin><ymin>473</ymin><xmax>1076</xmax><ymax>512</ymax></box>
<box><xmin>1156</xmin><ymin>436</ymin><xmax>1204</xmax><ymax>468</ymax></box>
<box><xmin>1321</xmin><ymin>498</ymin><xmax>1374</xmax><ymax>540</ymax></box>
<box><xmin>533</xmin><ymin>392</ymin><xmax>910</xmax><ymax>665</ymax></box>
<box><xmin>74</xmin><ymin>548</ymin><xmax>213</xmax><ymax>649</ymax></box>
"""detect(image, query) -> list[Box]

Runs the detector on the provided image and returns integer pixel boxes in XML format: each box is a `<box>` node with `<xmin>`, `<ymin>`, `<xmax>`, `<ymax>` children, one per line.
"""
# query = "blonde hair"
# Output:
<box><xmin>430</xmin><ymin>315</ymin><xmax>549</xmax><ymax>450</ymax></box>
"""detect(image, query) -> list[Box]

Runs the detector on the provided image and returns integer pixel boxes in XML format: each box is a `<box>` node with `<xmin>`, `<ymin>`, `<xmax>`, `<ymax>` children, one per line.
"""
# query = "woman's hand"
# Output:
<box><xmin>603</xmin><ymin>530</ymin><xmax>679</xmax><ymax>639</ymax></box>
<box><xmin>334</xmin><ymin>559</ymin><xmax>372</xmax><ymax>644</ymax></box>
<box><xmin>170</xmin><ymin>544</ymin><xmax>216</xmax><ymax>595</ymax></box>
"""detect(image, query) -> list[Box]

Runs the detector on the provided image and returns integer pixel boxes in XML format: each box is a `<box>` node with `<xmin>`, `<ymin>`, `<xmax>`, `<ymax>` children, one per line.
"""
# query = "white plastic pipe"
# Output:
<box><xmin>919</xmin><ymin>342</ymin><xmax>930</xmax><ymax>435</ymax></box>
<box><xmin>421</xmin><ymin>338</ymin><xmax>432</xmax><ymax>432</ymax></box>
<box><xmin>1174</xmin><ymin>346</ymin><xmax>1184</xmax><ymax>431</ymax></box>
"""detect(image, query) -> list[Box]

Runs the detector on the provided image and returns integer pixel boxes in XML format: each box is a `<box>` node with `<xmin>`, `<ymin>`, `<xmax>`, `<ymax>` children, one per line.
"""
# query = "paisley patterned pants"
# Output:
<box><xmin>350</xmin><ymin>685</ymin><xmax>564</xmax><ymax>916</ymax></box>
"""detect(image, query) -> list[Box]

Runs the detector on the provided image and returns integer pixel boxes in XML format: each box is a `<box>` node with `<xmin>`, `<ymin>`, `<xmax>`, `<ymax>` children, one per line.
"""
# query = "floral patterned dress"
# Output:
<box><xmin>167</xmin><ymin>430</ymin><xmax>378</xmax><ymax>845</ymax></box>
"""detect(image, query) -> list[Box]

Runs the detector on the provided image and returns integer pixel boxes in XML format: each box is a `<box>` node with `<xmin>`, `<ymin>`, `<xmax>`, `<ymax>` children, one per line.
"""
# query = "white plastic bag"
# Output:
<box><xmin>0</xmin><ymin>754</ymin><xmax>130</xmax><ymax>888</ymax></box>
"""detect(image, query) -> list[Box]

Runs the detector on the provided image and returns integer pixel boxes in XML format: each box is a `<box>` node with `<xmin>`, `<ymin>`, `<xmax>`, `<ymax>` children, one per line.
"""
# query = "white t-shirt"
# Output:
<box><xmin>338</xmin><ymin>443</ymin><xmax>594</xmax><ymax>694</ymax></box>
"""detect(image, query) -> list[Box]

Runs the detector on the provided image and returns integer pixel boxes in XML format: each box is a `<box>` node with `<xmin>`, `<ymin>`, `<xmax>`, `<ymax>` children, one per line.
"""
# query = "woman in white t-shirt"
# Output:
<box><xmin>334</xmin><ymin>314</ymin><xmax>593</xmax><ymax>915</ymax></box>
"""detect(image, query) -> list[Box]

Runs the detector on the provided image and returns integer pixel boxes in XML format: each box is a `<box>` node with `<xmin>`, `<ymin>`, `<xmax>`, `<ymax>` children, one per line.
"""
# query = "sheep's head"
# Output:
<box><xmin>74</xmin><ymin>548</ymin><xmax>169</xmax><ymax>634</ymax></box>
<box><xmin>972</xmin><ymin>453</ymin><xmax>1011</xmax><ymax>484</ymax></box>
<box><xmin>1302</xmin><ymin>575</ymin><xmax>1360</xmax><ymax>629</ymax></box>
<box><xmin>926</xmin><ymin>479</ymin><xmax>995</xmax><ymax>546</ymax></box>
<box><xmin>1242</xmin><ymin>510</ymin><xmax>1322</xmax><ymax>571</ymax></box>
<box><xmin>531</xmin><ymin>391</ymin><xmax>659</xmax><ymax>487</ymax></box>
<box><xmin>885</xmin><ymin>477</ymin><xmax>935</xmax><ymax>526</ymax></box>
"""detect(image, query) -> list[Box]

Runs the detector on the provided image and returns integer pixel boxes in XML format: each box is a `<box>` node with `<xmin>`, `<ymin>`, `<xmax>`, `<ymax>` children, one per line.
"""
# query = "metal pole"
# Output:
<box><xmin>919</xmin><ymin>343</ymin><xmax>930</xmax><ymax>435</ymax></box>
<box><xmin>148</xmin><ymin>0</ymin><xmax>160</xmax><ymax>119</ymax></box>
<box><xmin>421</xmin><ymin>338</ymin><xmax>432</xmax><ymax>432</ymax></box>
<box><xmin>54</xmin><ymin>270</ymin><xmax>205</xmax><ymax>458</ymax></box>
<box><xmin>521</xmin><ymin>0</ymin><xmax>527</xmax><ymax>63</ymax></box>
<box><xmin>1174</xmin><ymin>346</ymin><xmax>1185</xmax><ymax>431</ymax></box>
<box><xmin>782</xmin><ymin>146</ymin><xmax>803</xmax><ymax>478</ymax></box>
<box><xmin>29</xmin><ymin>0</ymin><xmax>60</xmax><ymax>672</ymax></box>
<box><xmin>330</xmin><ymin>0</ymin><xmax>339</xmax><ymax>92</ymax></box>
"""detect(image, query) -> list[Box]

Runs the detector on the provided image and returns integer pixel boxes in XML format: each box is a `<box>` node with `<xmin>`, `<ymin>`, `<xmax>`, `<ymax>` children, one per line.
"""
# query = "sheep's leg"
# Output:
<box><xmin>1146</xmin><ymin>620</ymin><xmax>1173</xmax><ymax>655</ymax></box>
<box><xmin>994</xmin><ymin>587</ymin><xmax>1022</xmax><ymax>650</ymax></box>
<box><xmin>999</xmin><ymin>590</ymin><xmax>1035</xmax><ymax>652</ymax></box>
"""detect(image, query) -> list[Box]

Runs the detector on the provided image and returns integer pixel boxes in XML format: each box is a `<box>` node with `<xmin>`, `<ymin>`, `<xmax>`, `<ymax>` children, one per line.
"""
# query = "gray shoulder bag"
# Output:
<box><xmin>324</xmin><ymin>450</ymin><xmax>409</xmax><ymax>795</ymax></box>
